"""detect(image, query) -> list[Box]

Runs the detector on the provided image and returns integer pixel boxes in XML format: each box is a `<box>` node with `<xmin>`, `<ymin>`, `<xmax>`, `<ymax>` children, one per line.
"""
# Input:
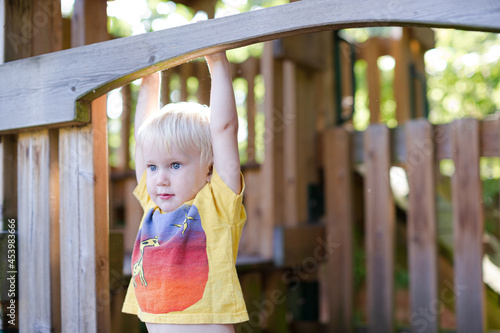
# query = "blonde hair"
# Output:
<box><xmin>137</xmin><ymin>102</ymin><xmax>213</xmax><ymax>168</ymax></box>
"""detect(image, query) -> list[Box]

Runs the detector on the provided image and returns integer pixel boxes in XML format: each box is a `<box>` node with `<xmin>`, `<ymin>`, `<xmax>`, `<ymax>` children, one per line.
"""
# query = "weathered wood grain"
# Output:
<box><xmin>324</xmin><ymin>127</ymin><xmax>354</xmax><ymax>333</ymax></box>
<box><xmin>364</xmin><ymin>124</ymin><xmax>395</xmax><ymax>333</ymax></box>
<box><xmin>1</xmin><ymin>0</ymin><xmax>500</xmax><ymax>132</ymax></box>
<box><xmin>18</xmin><ymin>130</ymin><xmax>52</xmax><ymax>332</ymax></box>
<box><xmin>406</xmin><ymin>119</ymin><xmax>438</xmax><ymax>333</ymax></box>
<box><xmin>59</xmin><ymin>125</ymin><xmax>97</xmax><ymax>332</ymax></box>
<box><xmin>450</xmin><ymin>119</ymin><xmax>486</xmax><ymax>333</ymax></box>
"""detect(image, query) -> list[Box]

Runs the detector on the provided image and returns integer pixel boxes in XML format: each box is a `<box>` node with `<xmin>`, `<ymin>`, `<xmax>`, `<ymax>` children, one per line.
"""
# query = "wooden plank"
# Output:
<box><xmin>283</xmin><ymin>59</ymin><xmax>298</xmax><ymax>226</ymax></box>
<box><xmin>160</xmin><ymin>70</ymin><xmax>171</xmax><ymax>107</ymax></box>
<box><xmin>405</xmin><ymin>119</ymin><xmax>438</xmax><ymax>333</ymax></box>
<box><xmin>242</xmin><ymin>57</ymin><xmax>258</xmax><ymax>163</ymax></box>
<box><xmin>2</xmin><ymin>0</ymin><xmax>500</xmax><ymax>132</ymax></box>
<box><xmin>323</xmin><ymin>127</ymin><xmax>353</xmax><ymax>333</ymax></box>
<box><xmin>117</xmin><ymin>84</ymin><xmax>131</xmax><ymax>171</ymax></box>
<box><xmin>260</xmin><ymin>42</ymin><xmax>284</xmax><ymax>259</ymax></box>
<box><xmin>480</xmin><ymin>116</ymin><xmax>500</xmax><ymax>157</ymax></box>
<box><xmin>92</xmin><ymin>96</ymin><xmax>110</xmax><ymax>332</ymax></box>
<box><xmin>48</xmin><ymin>129</ymin><xmax>61</xmax><ymax>333</ymax></box>
<box><xmin>0</xmin><ymin>0</ymin><xmax>4</xmax><ymax>64</ymax></box>
<box><xmin>18</xmin><ymin>130</ymin><xmax>52</xmax><ymax>332</ymax></box>
<box><xmin>59</xmin><ymin>125</ymin><xmax>97</xmax><ymax>332</ymax></box>
<box><xmin>239</xmin><ymin>167</ymin><xmax>262</xmax><ymax>256</ymax></box>
<box><xmin>363</xmin><ymin>124</ymin><xmax>395</xmax><ymax>333</ymax></box>
<box><xmin>450</xmin><ymin>118</ymin><xmax>486</xmax><ymax>333</ymax></box>
<box><xmin>393</xmin><ymin>30</ymin><xmax>412</xmax><ymax>124</ymax></box>
<box><xmin>364</xmin><ymin>39</ymin><xmax>382</xmax><ymax>123</ymax></box>
<box><xmin>195</xmin><ymin>61</ymin><xmax>210</xmax><ymax>106</ymax></box>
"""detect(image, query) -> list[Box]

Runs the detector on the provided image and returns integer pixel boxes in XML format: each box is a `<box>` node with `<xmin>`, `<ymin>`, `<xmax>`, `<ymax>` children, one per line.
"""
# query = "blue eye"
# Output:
<box><xmin>149</xmin><ymin>165</ymin><xmax>157</xmax><ymax>172</ymax></box>
<box><xmin>171</xmin><ymin>163</ymin><xmax>181</xmax><ymax>170</ymax></box>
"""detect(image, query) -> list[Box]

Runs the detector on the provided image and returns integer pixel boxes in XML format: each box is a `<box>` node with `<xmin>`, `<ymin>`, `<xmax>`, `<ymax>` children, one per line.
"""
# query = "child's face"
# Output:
<box><xmin>142</xmin><ymin>144</ymin><xmax>211</xmax><ymax>213</ymax></box>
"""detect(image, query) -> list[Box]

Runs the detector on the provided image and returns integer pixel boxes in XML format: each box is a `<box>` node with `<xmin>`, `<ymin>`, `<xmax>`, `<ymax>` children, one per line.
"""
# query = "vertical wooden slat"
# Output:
<box><xmin>364</xmin><ymin>124</ymin><xmax>395</xmax><ymax>333</ymax></box>
<box><xmin>92</xmin><ymin>96</ymin><xmax>110</xmax><ymax>331</ymax></box>
<box><xmin>0</xmin><ymin>0</ymin><xmax>4</xmax><ymax>65</ymax></box>
<box><xmin>59</xmin><ymin>125</ymin><xmax>97</xmax><ymax>332</ymax></box>
<box><xmin>117</xmin><ymin>84</ymin><xmax>131</xmax><ymax>171</ymax></box>
<box><xmin>18</xmin><ymin>130</ymin><xmax>51</xmax><ymax>332</ymax></box>
<box><xmin>324</xmin><ymin>127</ymin><xmax>353</xmax><ymax>332</ymax></box>
<box><xmin>161</xmin><ymin>70</ymin><xmax>171</xmax><ymax>107</ymax></box>
<box><xmin>393</xmin><ymin>29</ymin><xmax>412</xmax><ymax>124</ymax></box>
<box><xmin>243</xmin><ymin>57</ymin><xmax>257</xmax><ymax>164</ymax></box>
<box><xmin>451</xmin><ymin>118</ymin><xmax>485</xmax><ymax>333</ymax></box>
<box><xmin>283</xmin><ymin>59</ymin><xmax>298</xmax><ymax>226</ymax></box>
<box><xmin>260</xmin><ymin>41</ymin><xmax>284</xmax><ymax>258</ymax></box>
<box><xmin>406</xmin><ymin>119</ymin><xmax>438</xmax><ymax>333</ymax></box>
<box><xmin>363</xmin><ymin>39</ymin><xmax>381</xmax><ymax>124</ymax></box>
<box><xmin>196</xmin><ymin>61</ymin><xmax>210</xmax><ymax>106</ymax></box>
<box><xmin>49</xmin><ymin>130</ymin><xmax>61</xmax><ymax>333</ymax></box>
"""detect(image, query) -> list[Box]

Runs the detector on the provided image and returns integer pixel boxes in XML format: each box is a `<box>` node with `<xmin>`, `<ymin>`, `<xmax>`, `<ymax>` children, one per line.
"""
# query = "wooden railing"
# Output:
<box><xmin>324</xmin><ymin>117</ymin><xmax>500</xmax><ymax>332</ymax></box>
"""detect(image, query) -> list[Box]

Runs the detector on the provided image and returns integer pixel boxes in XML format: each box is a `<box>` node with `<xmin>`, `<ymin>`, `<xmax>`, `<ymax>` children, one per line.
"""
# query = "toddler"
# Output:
<box><xmin>122</xmin><ymin>52</ymin><xmax>248</xmax><ymax>332</ymax></box>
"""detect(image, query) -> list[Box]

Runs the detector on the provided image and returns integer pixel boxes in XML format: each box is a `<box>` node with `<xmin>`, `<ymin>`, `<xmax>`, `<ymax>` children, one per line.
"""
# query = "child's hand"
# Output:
<box><xmin>141</xmin><ymin>72</ymin><xmax>160</xmax><ymax>87</ymax></box>
<box><xmin>205</xmin><ymin>51</ymin><xmax>229</xmax><ymax>73</ymax></box>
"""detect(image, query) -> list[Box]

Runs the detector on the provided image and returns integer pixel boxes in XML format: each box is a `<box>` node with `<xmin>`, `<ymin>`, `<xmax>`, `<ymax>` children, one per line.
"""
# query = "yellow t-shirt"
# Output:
<box><xmin>122</xmin><ymin>169</ymin><xmax>249</xmax><ymax>324</ymax></box>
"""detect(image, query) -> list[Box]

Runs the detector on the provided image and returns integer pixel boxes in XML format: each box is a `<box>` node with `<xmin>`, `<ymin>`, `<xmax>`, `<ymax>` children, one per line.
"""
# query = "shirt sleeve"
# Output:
<box><xmin>133</xmin><ymin>170</ymin><xmax>150</xmax><ymax>210</ymax></box>
<box><xmin>209</xmin><ymin>168</ymin><xmax>246</xmax><ymax>225</ymax></box>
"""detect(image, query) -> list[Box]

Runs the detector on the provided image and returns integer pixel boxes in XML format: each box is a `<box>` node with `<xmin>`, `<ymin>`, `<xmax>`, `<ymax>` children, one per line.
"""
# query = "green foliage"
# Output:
<box><xmin>426</xmin><ymin>30</ymin><xmax>500</xmax><ymax>124</ymax></box>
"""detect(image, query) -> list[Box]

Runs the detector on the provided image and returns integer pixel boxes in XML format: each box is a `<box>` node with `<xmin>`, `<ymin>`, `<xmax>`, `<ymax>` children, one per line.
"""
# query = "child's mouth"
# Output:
<box><xmin>159</xmin><ymin>193</ymin><xmax>174</xmax><ymax>200</ymax></box>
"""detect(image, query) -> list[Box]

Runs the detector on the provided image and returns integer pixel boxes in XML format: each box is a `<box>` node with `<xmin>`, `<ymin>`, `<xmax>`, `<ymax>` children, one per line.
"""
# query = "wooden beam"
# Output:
<box><xmin>364</xmin><ymin>124</ymin><xmax>395</xmax><ymax>333</ymax></box>
<box><xmin>451</xmin><ymin>119</ymin><xmax>486</xmax><ymax>333</ymax></box>
<box><xmin>1</xmin><ymin>0</ymin><xmax>500</xmax><ymax>132</ymax></box>
<box><xmin>324</xmin><ymin>127</ymin><xmax>354</xmax><ymax>333</ymax></box>
<box><xmin>406</xmin><ymin>119</ymin><xmax>438</xmax><ymax>333</ymax></box>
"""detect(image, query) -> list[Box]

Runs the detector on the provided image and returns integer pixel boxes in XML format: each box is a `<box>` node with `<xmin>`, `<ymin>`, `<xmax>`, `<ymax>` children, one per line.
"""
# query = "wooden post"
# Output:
<box><xmin>60</xmin><ymin>0</ymin><xmax>110</xmax><ymax>331</ymax></box>
<box><xmin>406</xmin><ymin>119</ymin><xmax>438</xmax><ymax>333</ymax></box>
<box><xmin>4</xmin><ymin>1</ymin><xmax>62</xmax><ymax>332</ymax></box>
<box><xmin>364</xmin><ymin>124</ymin><xmax>395</xmax><ymax>333</ymax></box>
<box><xmin>324</xmin><ymin>127</ymin><xmax>353</xmax><ymax>332</ymax></box>
<box><xmin>451</xmin><ymin>119</ymin><xmax>485</xmax><ymax>333</ymax></box>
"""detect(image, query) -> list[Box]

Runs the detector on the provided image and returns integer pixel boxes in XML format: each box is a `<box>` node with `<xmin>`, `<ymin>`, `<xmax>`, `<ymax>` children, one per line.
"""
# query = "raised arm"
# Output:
<box><xmin>134</xmin><ymin>73</ymin><xmax>160</xmax><ymax>183</ymax></box>
<box><xmin>205</xmin><ymin>52</ymin><xmax>241</xmax><ymax>194</ymax></box>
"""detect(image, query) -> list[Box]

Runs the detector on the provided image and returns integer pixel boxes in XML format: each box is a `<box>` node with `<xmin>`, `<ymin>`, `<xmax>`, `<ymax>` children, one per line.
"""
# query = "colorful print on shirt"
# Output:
<box><xmin>131</xmin><ymin>203</ymin><xmax>209</xmax><ymax>314</ymax></box>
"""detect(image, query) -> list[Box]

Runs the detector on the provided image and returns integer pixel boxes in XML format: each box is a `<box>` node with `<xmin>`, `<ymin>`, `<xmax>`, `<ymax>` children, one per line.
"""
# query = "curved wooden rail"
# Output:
<box><xmin>0</xmin><ymin>0</ymin><xmax>499</xmax><ymax>133</ymax></box>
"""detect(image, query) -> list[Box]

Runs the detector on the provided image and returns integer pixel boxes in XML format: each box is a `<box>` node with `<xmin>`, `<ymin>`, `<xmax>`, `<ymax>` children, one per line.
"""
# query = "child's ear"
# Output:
<box><xmin>206</xmin><ymin>164</ymin><xmax>213</xmax><ymax>182</ymax></box>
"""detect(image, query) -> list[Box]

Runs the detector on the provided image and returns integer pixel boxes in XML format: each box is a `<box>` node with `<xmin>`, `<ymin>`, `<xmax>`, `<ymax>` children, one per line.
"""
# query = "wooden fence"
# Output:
<box><xmin>324</xmin><ymin>117</ymin><xmax>500</xmax><ymax>332</ymax></box>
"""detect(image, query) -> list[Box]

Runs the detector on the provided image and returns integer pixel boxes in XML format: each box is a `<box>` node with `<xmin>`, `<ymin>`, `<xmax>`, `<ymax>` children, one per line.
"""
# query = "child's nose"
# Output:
<box><xmin>156</xmin><ymin>170</ymin><xmax>170</xmax><ymax>186</ymax></box>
